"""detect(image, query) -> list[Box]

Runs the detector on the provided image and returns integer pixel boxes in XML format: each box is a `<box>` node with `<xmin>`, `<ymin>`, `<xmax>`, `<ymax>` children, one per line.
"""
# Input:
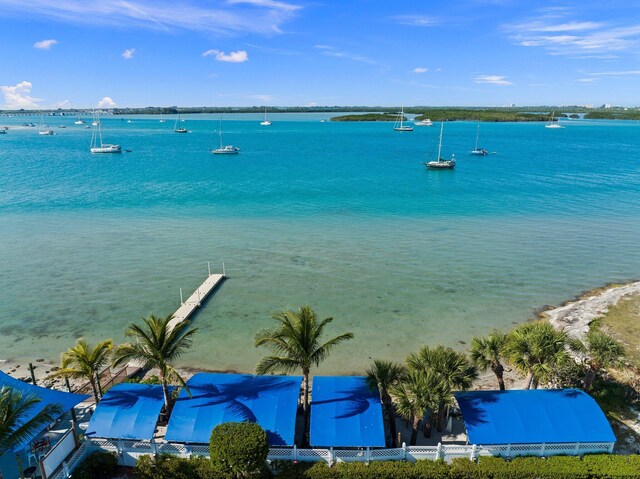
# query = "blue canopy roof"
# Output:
<box><xmin>310</xmin><ymin>376</ymin><xmax>385</xmax><ymax>448</ymax></box>
<box><xmin>165</xmin><ymin>373</ymin><xmax>302</xmax><ymax>446</ymax></box>
<box><xmin>0</xmin><ymin>371</ymin><xmax>89</xmax><ymax>452</ymax></box>
<box><xmin>86</xmin><ymin>383</ymin><xmax>170</xmax><ymax>440</ymax></box>
<box><xmin>455</xmin><ymin>389</ymin><xmax>616</xmax><ymax>445</ymax></box>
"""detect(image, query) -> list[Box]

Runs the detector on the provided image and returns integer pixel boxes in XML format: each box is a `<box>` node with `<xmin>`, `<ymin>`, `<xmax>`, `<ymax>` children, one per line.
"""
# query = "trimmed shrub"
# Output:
<box><xmin>71</xmin><ymin>451</ymin><xmax>118</xmax><ymax>479</ymax></box>
<box><xmin>134</xmin><ymin>454</ymin><xmax>231</xmax><ymax>479</ymax></box>
<box><xmin>583</xmin><ymin>454</ymin><xmax>640</xmax><ymax>479</ymax></box>
<box><xmin>210</xmin><ymin>422</ymin><xmax>270</xmax><ymax>478</ymax></box>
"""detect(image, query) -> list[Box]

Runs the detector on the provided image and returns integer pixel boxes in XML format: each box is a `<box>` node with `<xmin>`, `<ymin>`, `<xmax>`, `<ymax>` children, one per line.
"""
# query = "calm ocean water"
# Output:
<box><xmin>1</xmin><ymin>113</ymin><xmax>639</xmax><ymax>373</ymax></box>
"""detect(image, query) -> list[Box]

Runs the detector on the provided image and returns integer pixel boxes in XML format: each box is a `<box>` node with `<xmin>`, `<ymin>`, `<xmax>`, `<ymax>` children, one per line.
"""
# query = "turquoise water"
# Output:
<box><xmin>1</xmin><ymin>114</ymin><xmax>639</xmax><ymax>373</ymax></box>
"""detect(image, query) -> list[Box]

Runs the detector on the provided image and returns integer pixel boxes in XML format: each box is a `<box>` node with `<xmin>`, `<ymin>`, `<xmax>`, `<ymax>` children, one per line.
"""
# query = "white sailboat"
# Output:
<box><xmin>159</xmin><ymin>113</ymin><xmax>165</xmax><ymax>123</ymax></box>
<box><xmin>393</xmin><ymin>106</ymin><xmax>413</xmax><ymax>131</ymax></box>
<box><xmin>470</xmin><ymin>124</ymin><xmax>488</xmax><ymax>156</ymax></box>
<box><xmin>74</xmin><ymin>115</ymin><xmax>85</xmax><ymax>125</ymax></box>
<box><xmin>545</xmin><ymin>111</ymin><xmax>564</xmax><ymax>129</ymax></box>
<box><xmin>425</xmin><ymin>122</ymin><xmax>455</xmax><ymax>169</ymax></box>
<box><xmin>260</xmin><ymin>107</ymin><xmax>272</xmax><ymax>126</ymax></box>
<box><xmin>212</xmin><ymin>116</ymin><xmax>240</xmax><ymax>155</ymax></box>
<box><xmin>90</xmin><ymin>112</ymin><xmax>121</xmax><ymax>153</ymax></box>
<box><xmin>174</xmin><ymin>113</ymin><xmax>187</xmax><ymax>133</ymax></box>
<box><xmin>38</xmin><ymin>114</ymin><xmax>54</xmax><ymax>135</ymax></box>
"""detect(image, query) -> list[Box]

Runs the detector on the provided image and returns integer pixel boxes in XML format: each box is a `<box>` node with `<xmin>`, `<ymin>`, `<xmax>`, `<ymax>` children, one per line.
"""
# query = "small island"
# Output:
<box><xmin>330</xmin><ymin>113</ymin><xmax>401</xmax><ymax>122</ymax></box>
<box><xmin>331</xmin><ymin>109</ymin><xmax>551</xmax><ymax>122</ymax></box>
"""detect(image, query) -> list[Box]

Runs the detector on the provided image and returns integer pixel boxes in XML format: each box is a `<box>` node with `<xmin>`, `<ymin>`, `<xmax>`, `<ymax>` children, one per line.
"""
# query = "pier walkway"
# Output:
<box><xmin>168</xmin><ymin>271</ymin><xmax>226</xmax><ymax>331</ymax></box>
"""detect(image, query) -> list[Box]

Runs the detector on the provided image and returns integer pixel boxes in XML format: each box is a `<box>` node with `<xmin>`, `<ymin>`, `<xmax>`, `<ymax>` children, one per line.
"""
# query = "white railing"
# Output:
<box><xmin>53</xmin><ymin>438</ymin><xmax>615</xmax><ymax>478</ymax></box>
<box><xmin>41</xmin><ymin>429</ymin><xmax>76</xmax><ymax>478</ymax></box>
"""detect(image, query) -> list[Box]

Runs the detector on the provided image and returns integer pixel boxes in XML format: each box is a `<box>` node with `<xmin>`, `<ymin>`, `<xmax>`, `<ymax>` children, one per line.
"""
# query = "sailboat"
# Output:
<box><xmin>90</xmin><ymin>112</ymin><xmax>121</xmax><ymax>153</ymax></box>
<box><xmin>159</xmin><ymin>113</ymin><xmax>165</xmax><ymax>123</ymax></box>
<box><xmin>470</xmin><ymin>124</ymin><xmax>488</xmax><ymax>156</ymax></box>
<box><xmin>212</xmin><ymin>116</ymin><xmax>240</xmax><ymax>155</ymax></box>
<box><xmin>545</xmin><ymin>111</ymin><xmax>564</xmax><ymax>129</ymax></box>
<box><xmin>260</xmin><ymin>107</ymin><xmax>272</xmax><ymax>126</ymax></box>
<box><xmin>74</xmin><ymin>116</ymin><xmax>85</xmax><ymax>125</ymax></box>
<box><xmin>174</xmin><ymin>113</ymin><xmax>188</xmax><ymax>133</ymax></box>
<box><xmin>393</xmin><ymin>106</ymin><xmax>413</xmax><ymax>131</ymax></box>
<box><xmin>38</xmin><ymin>114</ymin><xmax>54</xmax><ymax>135</ymax></box>
<box><xmin>425</xmin><ymin>122</ymin><xmax>455</xmax><ymax>169</ymax></box>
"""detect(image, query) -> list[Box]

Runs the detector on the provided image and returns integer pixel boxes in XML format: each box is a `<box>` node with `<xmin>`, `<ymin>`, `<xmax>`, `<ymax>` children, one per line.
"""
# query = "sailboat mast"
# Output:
<box><xmin>218</xmin><ymin>116</ymin><xmax>223</xmax><ymax>148</ymax></box>
<box><xmin>475</xmin><ymin>124</ymin><xmax>480</xmax><ymax>149</ymax></box>
<box><xmin>437</xmin><ymin>122</ymin><xmax>444</xmax><ymax>161</ymax></box>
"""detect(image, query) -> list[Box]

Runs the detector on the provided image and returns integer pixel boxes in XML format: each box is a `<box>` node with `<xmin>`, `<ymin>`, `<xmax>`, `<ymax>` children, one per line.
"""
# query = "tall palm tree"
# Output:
<box><xmin>113</xmin><ymin>314</ymin><xmax>197</xmax><ymax>409</ymax></box>
<box><xmin>407</xmin><ymin>345</ymin><xmax>477</xmax><ymax>431</ymax></box>
<box><xmin>470</xmin><ymin>330</ymin><xmax>507</xmax><ymax>390</ymax></box>
<box><xmin>390</xmin><ymin>370</ymin><xmax>441</xmax><ymax>446</ymax></box>
<box><xmin>505</xmin><ymin>321</ymin><xmax>569</xmax><ymax>389</ymax></box>
<box><xmin>254</xmin><ymin>305</ymin><xmax>353</xmax><ymax>443</ymax></box>
<box><xmin>574</xmin><ymin>330</ymin><xmax>625</xmax><ymax>392</ymax></box>
<box><xmin>1</xmin><ymin>388</ymin><xmax>62</xmax><ymax>466</ymax></box>
<box><xmin>366</xmin><ymin>359</ymin><xmax>406</xmax><ymax>447</ymax></box>
<box><xmin>53</xmin><ymin>338</ymin><xmax>113</xmax><ymax>403</ymax></box>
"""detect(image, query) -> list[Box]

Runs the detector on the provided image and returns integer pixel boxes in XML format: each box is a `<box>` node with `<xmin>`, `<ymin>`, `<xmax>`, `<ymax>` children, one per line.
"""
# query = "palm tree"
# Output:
<box><xmin>113</xmin><ymin>314</ymin><xmax>197</xmax><ymax>409</ymax></box>
<box><xmin>390</xmin><ymin>369</ymin><xmax>441</xmax><ymax>445</ymax></box>
<box><xmin>574</xmin><ymin>330</ymin><xmax>625</xmax><ymax>392</ymax></box>
<box><xmin>470</xmin><ymin>330</ymin><xmax>507</xmax><ymax>390</ymax></box>
<box><xmin>1</xmin><ymin>388</ymin><xmax>62</xmax><ymax>467</ymax></box>
<box><xmin>366</xmin><ymin>359</ymin><xmax>406</xmax><ymax>447</ymax></box>
<box><xmin>254</xmin><ymin>305</ymin><xmax>353</xmax><ymax>443</ymax></box>
<box><xmin>505</xmin><ymin>321</ymin><xmax>569</xmax><ymax>389</ymax></box>
<box><xmin>53</xmin><ymin>338</ymin><xmax>113</xmax><ymax>403</ymax></box>
<box><xmin>407</xmin><ymin>345</ymin><xmax>477</xmax><ymax>431</ymax></box>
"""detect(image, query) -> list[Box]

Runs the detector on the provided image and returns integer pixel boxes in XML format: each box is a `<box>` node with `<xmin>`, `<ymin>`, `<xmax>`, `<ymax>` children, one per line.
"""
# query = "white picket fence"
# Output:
<box><xmin>49</xmin><ymin>437</ymin><xmax>614</xmax><ymax>478</ymax></box>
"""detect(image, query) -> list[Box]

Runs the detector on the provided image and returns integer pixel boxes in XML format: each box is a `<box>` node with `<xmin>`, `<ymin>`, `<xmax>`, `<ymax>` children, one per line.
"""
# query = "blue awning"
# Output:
<box><xmin>86</xmin><ymin>383</ymin><xmax>170</xmax><ymax>440</ymax></box>
<box><xmin>310</xmin><ymin>376</ymin><xmax>385</xmax><ymax>448</ymax></box>
<box><xmin>455</xmin><ymin>389</ymin><xmax>616</xmax><ymax>445</ymax></box>
<box><xmin>0</xmin><ymin>371</ymin><xmax>89</xmax><ymax>452</ymax></box>
<box><xmin>165</xmin><ymin>373</ymin><xmax>302</xmax><ymax>446</ymax></box>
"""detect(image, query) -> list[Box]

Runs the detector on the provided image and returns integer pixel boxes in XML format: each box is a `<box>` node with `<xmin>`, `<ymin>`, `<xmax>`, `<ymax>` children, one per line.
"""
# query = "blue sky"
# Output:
<box><xmin>1</xmin><ymin>0</ymin><xmax>640</xmax><ymax>108</ymax></box>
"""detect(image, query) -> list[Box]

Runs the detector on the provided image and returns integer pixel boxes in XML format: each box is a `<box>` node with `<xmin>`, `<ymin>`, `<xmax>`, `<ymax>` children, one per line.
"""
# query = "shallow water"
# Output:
<box><xmin>1</xmin><ymin>114</ymin><xmax>639</xmax><ymax>373</ymax></box>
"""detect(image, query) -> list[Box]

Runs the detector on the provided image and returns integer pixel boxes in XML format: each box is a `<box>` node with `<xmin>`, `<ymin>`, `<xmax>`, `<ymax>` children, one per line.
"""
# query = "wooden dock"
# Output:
<box><xmin>168</xmin><ymin>272</ymin><xmax>226</xmax><ymax>331</ymax></box>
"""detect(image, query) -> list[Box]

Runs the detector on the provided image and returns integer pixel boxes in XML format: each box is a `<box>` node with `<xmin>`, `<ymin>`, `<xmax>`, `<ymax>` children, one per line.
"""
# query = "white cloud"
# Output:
<box><xmin>307</xmin><ymin>101</ymin><xmax>318</xmax><ymax>107</ymax></box>
<box><xmin>0</xmin><ymin>0</ymin><xmax>301</xmax><ymax>35</ymax></box>
<box><xmin>97</xmin><ymin>96</ymin><xmax>116</xmax><ymax>108</ymax></box>
<box><xmin>413</xmin><ymin>67</ymin><xmax>428</xmax><ymax>73</ymax></box>
<box><xmin>505</xmin><ymin>12</ymin><xmax>640</xmax><ymax>56</ymax></box>
<box><xmin>589</xmin><ymin>70</ymin><xmax>640</xmax><ymax>76</ymax></box>
<box><xmin>202</xmin><ymin>49</ymin><xmax>248</xmax><ymax>63</ymax></box>
<box><xmin>33</xmin><ymin>39</ymin><xmax>57</xmax><ymax>49</ymax></box>
<box><xmin>314</xmin><ymin>45</ymin><xmax>377</xmax><ymax>65</ymax></box>
<box><xmin>577</xmin><ymin>78</ymin><xmax>599</xmax><ymax>83</ymax></box>
<box><xmin>122</xmin><ymin>48</ymin><xmax>135</xmax><ymax>59</ymax></box>
<box><xmin>246</xmin><ymin>94</ymin><xmax>273</xmax><ymax>102</ymax></box>
<box><xmin>474</xmin><ymin>75</ymin><xmax>513</xmax><ymax>85</ymax></box>
<box><xmin>0</xmin><ymin>81</ymin><xmax>43</xmax><ymax>109</ymax></box>
<box><xmin>394</xmin><ymin>15</ymin><xmax>438</xmax><ymax>27</ymax></box>
<box><xmin>54</xmin><ymin>99</ymin><xmax>71</xmax><ymax>108</ymax></box>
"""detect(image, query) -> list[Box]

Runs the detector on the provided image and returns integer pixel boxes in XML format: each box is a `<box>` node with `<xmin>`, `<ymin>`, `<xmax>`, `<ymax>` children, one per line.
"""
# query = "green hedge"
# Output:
<box><xmin>71</xmin><ymin>451</ymin><xmax>118</xmax><ymax>479</ymax></box>
<box><xmin>271</xmin><ymin>455</ymin><xmax>640</xmax><ymax>479</ymax></box>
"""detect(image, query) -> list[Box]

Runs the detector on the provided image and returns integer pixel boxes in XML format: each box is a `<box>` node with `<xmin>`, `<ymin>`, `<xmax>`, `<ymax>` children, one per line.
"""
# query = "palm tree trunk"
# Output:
<box><xmin>159</xmin><ymin>370</ymin><xmax>170</xmax><ymax>409</ymax></box>
<box><xmin>436</xmin><ymin>401</ymin><xmax>445</xmax><ymax>432</ymax></box>
<box><xmin>410</xmin><ymin>416</ymin><xmax>420</xmax><ymax>446</ymax></box>
<box><xmin>95</xmin><ymin>371</ymin><xmax>104</xmax><ymax>398</ymax></box>
<box><xmin>382</xmin><ymin>395</ymin><xmax>397</xmax><ymax>447</ymax></box>
<box><xmin>302</xmin><ymin>368</ymin><xmax>310</xmax><ymax>447</ymax></box>
<box><xmin>492</xmin><ymin>362</ymin><xmax>506</xmax><ymax>390</ymax></box>
<box><xmin>531</xmin><ymin>377</ymin><xmax>539</xmax><ymax>389</ymax></box>
<box><xmin>583</xmin><ymin>368</ymin><xmax>597</xmax><ymax>392</ymax></box>
<box><xmin>524</xmin><ymin>371</ymin><xmax>534</xmax><ymax>389</ymax></box>
<box><xmin>89</xmin><ymin>377</ymin><xmax>100</xmax><ymax>404</ymax></box>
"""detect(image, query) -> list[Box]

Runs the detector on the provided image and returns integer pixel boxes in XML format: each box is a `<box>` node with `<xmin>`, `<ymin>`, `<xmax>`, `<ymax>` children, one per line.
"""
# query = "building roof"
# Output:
<box><xmin>86</xmin><ymin>383</ymin><xmax>170</xmax><ymax>440</ymax></box>
<box><xmin>165</xmin><ymin>373</ymin><xmax>302</xmax><ymax>446</ymax></box>
<box><xmin>0</xmin><ymin>371</ymin><xmax>89</xmax><ymax>452</ymax></box>
<box><xmin>310</xmin><ymin>376</ymin><xmax>385</xmax><ymax>448</ymax></box>
<box><xmin>455</xmin><ymin>388</ymin><xmax>616</xmax><ymax>445</ymax></box>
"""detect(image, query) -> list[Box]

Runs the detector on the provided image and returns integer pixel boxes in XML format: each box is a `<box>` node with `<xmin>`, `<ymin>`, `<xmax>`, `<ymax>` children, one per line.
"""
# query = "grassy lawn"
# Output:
<box><xmin>600</xmin><ymin>294</ymin><xmax>640</xmax><ymax>368</ymax></box>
